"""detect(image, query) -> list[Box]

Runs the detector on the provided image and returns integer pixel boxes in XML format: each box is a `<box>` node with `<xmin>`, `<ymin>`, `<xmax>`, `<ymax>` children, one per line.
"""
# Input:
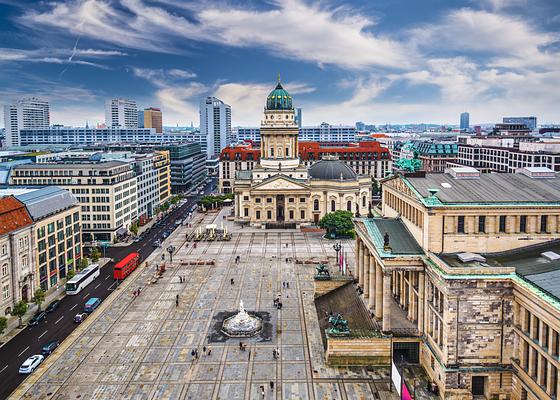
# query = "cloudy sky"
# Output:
<box><xmin>0</xmin><ymin>0</ymin><xmax>559</xmax><ymax>127</ymax></box>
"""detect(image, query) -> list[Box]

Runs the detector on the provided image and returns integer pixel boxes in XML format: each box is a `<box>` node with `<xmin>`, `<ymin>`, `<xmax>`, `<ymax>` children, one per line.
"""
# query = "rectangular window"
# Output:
<box><xmin>267</xmin><ymin>210</ymin><xmax>272</xmax><ymax>219</ymax></box>
<box><xmin>541</xmin><ymin>215</ymin><xmax>548</xmax><ymax>233</ymax></box>
<box><xmin>457</xmin><ymin>216</ymin><xmax>465</xmax><ymax>233</ymax></box>
<box><xmin>244</xmin><ymin>208</ymin><xmax>249</xmax><ymax>217</ymax></box>
<box><xmin>478</xmin><ymin>216</ymin><xmax>486</xmax><ymax>233</ymax></box>
<box><xmin>256</xmin><ymin>210</ymin><xmax>260</xmax><ymax>220</ymax></box>
<box><xmin>255</xmin><ymin>198</ymin><xmax>261</xmax><ymax>203</ymax></box>
<box><xmin>299</xmin><ymin>197</ymin><xmax>306</xmax><ymax>203</ymax></box>
<box><xmin>266</xmin><ymin>198</ymin><xmax>272</xmax><ymax>203</ymax></box>
<box><xmin>289</xmin><ymin>210</ymin><xmax>294</xmax><ymax>219</ymax></box>
<box><xmin>499</xmin><ymin>216</ymin><xmax>507</xmax><ymax>232</ymax></box>
<box><xmin>47</xmin><ymin>222</ymin><xmax>55</xmax><ymax>234</ymax></box>
<box><xmin>300</xmin><ymin>210</ymin><xmax>305</xmax><ymax>219</ymax></box>
<box><xmin>520</xmin><ymin>215</ymin><xmax>527</xmax><ymax>233</ymax></box>
<box><xmin>288</xmin><ymin>198</ymin><xmax>294</xmax><ymax>203</ymax></box>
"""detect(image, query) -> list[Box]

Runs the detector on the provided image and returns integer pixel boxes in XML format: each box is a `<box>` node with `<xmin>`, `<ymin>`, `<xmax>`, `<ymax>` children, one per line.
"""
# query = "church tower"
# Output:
<box><xmin>259</xmin><ymin>76</ymin><xmax>300</xmax><ymax>170</ymax></box>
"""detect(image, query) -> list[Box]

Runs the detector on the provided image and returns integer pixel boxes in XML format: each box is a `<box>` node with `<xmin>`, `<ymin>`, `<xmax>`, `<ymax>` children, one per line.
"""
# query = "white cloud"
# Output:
<box><xmin>0</xmin><ymin>46</ymin><xmax>124</xmax><ymax>69</ymax></box>
<box><xmin>20</xmin><ymin>0</ymin><xmax>411</xmax><ymax>70</ymax></box>
<box><xmin>476</xmin><ymin>0</ymin><xmax>526</xmax><ymax>11</ymax></box>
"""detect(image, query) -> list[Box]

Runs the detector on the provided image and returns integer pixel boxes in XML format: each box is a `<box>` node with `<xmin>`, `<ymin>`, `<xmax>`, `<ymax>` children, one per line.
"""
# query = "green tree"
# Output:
<box><xmin>371</xmin><ymin>178</ymin><xmax>380</xmax><ymax>196</ymax></box>
<box><xmin>67</xmin><ymin>269</ymin><xmax>76</xmax><ymax>280</ymax></box>
<box><xmin>11</xmin><ymin>301</ymin><xmax>28</xmax><ymax>328</ymax></box>
<box><xmin>318</xmin><ymin>210</ymin><xmax>355</xmax><ymax>238</ymax></box>
<box><xmin>0</xmin><ymin>316</ymin><xmax>7</xmax><ymax>335</ymax></box>
<box><xmin>32</xmin><ymin>288</ymin><xmax>46</xmax><ymax>311</ymax></box>
<box><xmin>90</xmin><ymin>248</ymin><xmax>101</xmax><ymax>262</ymax></box>
<box><xmin>130</xmin><ymin>222</ymin><xmax>139</xmax><ymax>236</ymax></box>
<box><xmin>77</xmin><ymin>257</ymin><xmax>89</xmax><ymax>271</ymax></box>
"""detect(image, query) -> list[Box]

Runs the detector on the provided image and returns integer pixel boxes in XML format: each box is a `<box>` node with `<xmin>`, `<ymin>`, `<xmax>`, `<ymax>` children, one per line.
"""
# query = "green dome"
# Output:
<box><xmin>266</xmin><ymin>82</ymin><xmax>293</xmax><ymax>110</ymax></box>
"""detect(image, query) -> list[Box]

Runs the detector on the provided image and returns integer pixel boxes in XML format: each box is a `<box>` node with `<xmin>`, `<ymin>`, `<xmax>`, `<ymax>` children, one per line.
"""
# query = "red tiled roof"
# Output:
<box><xmin>220</xmin><ymin>140</ymin><xmax>391</xmax><ymax>161</ymax></box>
<box><xmin>0</xmin><ymin>196</ymin><xmax>33</xmax><ymax>236</ymax></box>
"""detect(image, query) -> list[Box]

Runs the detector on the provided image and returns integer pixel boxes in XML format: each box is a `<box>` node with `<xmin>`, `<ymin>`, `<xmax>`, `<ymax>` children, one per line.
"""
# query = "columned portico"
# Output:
<box><xmin>368</xmin><ymin>255</ymin><xmax>376</xmax><ymax>309</ymax></box>
<box><xmin>382</xmin><ymin>271</ymin><xmax>392</xmax><ymax>332</ymax></box>
<box><xmin>363</xmin><ymin>247</ymin><xmax>370</xmax><ymax>298</ymax></box>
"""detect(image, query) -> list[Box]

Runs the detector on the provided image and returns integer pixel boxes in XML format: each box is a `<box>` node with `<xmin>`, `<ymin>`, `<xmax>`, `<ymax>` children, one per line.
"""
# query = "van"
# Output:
<box><xmin>84</xmin><ymin>297</ymin><xmax>101</xmax><ymax>313</ymax></box>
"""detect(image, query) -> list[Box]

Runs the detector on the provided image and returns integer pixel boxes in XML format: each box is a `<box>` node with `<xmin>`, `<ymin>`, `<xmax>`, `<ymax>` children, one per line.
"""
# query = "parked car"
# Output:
<box><xmin>162</xmin><ymin>232</ymin><xmax>170</xmax><ymax>239</ymax></box>
<box><xmin>19</xmin><ymin>355</ymin><xmax>44</xmax><ymax>374</ymax></box>
<box><xmin>45</xmin><ymin>300</ymin><xmax>61</xmax><ymax>313</ymax></box>
<box><xmin>73</xmin><ymin>313</ymin><xmax>88</xmax><ymax>323</ymax></box>
<box><xmin>84</xmin><ymin>297</ymin><xmax>101</xmax><ymax>313</ymax></box>
<box><xmin>153</xmin><ymin>240</ymin><xmax>160</xmax><ymax>247</ymax></box>
<box><xmin>28</xmin><ymin>311</ymin><xmax>47</xmax><ymax>326</ymax></box>
<box><xmin>41</xmin><ymin>340</ymin><xmax>60</xmax><ymax>355</ymax></box>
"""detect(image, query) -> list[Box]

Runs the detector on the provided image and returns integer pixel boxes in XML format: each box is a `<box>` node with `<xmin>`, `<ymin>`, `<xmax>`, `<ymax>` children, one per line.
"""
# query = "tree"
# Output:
<box><xmin>90</xmin><ymin>248</ymin><xmax>101</xmax><ymax>262</ymax></box>
<box><xmin>318</xmin><ymin>210</ymin><xmax>355</xmax><ymax>238</ymax></box>
<box><xmin>371</xmin><ymin>178</ymin><xmax>380</xmax><ymax>196</ymax></box>
<box><xmin>130</xmin><ymin>222</ymin><xmax>139</xmax><ymax>236</ymax></box>
<box><xmin>32</xmin><ymin>289</ymin><xmax>46</xmax><ymax>311</ymax></box>
<box><xmin>77</xmin><ymin>257</ymin><xmax>89</xmax><ymax>271</ymax></box>
<box><xmin>11</xmin><ymin>301</ymin><xmax>28</xmax><ymax>328</ymax></box>
<box><xmin>67</xmin><ymin>269</ymin><xmax>76</xmax><ymax>280</ymax></box>
<box><xmin>0</xmin><ymin>316</ymin><xmax>7</xmax><ymax>335</ymax></box>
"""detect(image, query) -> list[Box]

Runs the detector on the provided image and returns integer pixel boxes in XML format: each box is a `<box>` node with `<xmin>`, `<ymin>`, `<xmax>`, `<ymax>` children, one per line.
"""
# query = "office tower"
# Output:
<box><xmin>138</xmin><ymin>110</ymin><xmax>144</xmax><ymax>128</ymax></box>
<box><xmin>3</xmin><ymin>97</ymin><xmax>50</xmax><ymax>147</ymax></box>
<box><xmin>199</xmin><ymin>97</ymin><xmax>232</xmax><ymax>159</ymax></box>
<box><xmin>503</xmin><ymin>116</ymin><xmax>537</xmax><ymax>130</ymax></box>
<box><xmin>296</xmin><ymin>108</ymin><xmax>302</xmax><ymax>128</ymax></box>
<box><xmin>142</xmin><ymin>107</ymin><xmax>163</xmax><ymax>133</ymax></box>
<box><xmin>105</xmin><ymin>98</ymin><xmax>138</xmax><ymax>128</ymax></box>
<box><xmin>460</xmin><ymin>112</ymin><xmax>470</xmax><ymax>131</ymax></box>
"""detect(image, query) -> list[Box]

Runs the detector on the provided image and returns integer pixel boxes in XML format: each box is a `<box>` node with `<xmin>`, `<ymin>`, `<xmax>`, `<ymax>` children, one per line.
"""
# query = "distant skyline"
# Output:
<box><xmin>0</xmin><ymin>0</ymin><xmax>559</xmax><ymax>127</ymax></box>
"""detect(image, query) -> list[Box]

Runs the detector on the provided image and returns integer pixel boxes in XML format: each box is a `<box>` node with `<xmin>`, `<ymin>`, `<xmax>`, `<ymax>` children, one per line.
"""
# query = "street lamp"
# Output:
<box><xmin>167</xmin><ymin>245</ymin><xmax>176</xmax><ymax>264</ymax></box>
<box><xmin>333</xmin><ymin>242</ymin><xmax>341</xmax><ymax>266</ymax></box>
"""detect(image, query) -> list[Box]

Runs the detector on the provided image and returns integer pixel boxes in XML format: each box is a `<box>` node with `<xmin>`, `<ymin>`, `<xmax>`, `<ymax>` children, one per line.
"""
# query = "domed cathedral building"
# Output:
<box><xmin>233</xmin><ymin>78</ymin><xmax>371</xmax><ymax>227</ymax></box>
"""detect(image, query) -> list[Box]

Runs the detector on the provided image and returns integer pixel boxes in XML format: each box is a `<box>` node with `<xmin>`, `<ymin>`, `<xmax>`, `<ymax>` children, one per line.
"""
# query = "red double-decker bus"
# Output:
<box><xmin>113</xmin><ymin>252</ymin><xmax>141</xmax><ymax>280</ymax></box>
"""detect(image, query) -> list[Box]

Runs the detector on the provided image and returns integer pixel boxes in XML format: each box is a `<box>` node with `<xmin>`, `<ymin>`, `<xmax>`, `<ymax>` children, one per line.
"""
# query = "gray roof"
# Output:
<box><xmin>308</xmin><ymin>159</ymin><xmax>357</xmax><ymax>181</ymax></box>
<box><xmin>15</xmin><ymin>186</ymin><xmax>78</xmax><ymax>221</ymax></box>
<box><xmin>236</xmin><ymin>170</ymin><xmax>252</xmax><ymax>180</ymax></box>
<box><xmin>406</xmin><ymin>173</ymin><xmax>560</xmax><ymax>204</ymax></box>
<box><xmin>359</xmin><ymin>218</ymin><xmax>424</xmax><ymax>256</ymax></box>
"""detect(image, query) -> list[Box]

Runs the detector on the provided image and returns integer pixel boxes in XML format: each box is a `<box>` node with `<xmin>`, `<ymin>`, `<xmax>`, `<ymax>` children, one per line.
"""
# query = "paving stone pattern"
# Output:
<box><xmin>16</xmin><ymin>220</ymin><xmax>398</xmax><ymax>400</ymax></box>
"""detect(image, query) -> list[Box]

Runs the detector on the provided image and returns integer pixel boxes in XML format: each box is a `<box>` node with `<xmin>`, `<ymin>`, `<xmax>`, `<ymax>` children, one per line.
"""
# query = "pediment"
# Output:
<box><xmin>253</xmin><ymin>175</ymin><xmax>309</xmax><ymax>191</ymax></box>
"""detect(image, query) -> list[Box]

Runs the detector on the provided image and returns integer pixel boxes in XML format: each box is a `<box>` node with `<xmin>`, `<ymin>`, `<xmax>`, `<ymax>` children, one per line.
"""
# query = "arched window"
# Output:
<box><xmin>331</xmin><ymin>200</ymin><xmax>336</xmax><ymax>212</ymax></box>
<box><xmin>362</xmin><ymin>196</ymin><xmax>366</xmax><ymax>207</ymax></box>
<box><xmin>270</xmin><ymin>147</ymin><xmax>274</xmax><ymax>157</ymax></box>
<box><xmin>313</xmin><ymin>199</ymin><xmax>319</xmax><ymax>211</ymax></box>
<box><xmin>347</xmin><ymin>201</ymin><xmax>352</xmax><ymax>211</ymax></box>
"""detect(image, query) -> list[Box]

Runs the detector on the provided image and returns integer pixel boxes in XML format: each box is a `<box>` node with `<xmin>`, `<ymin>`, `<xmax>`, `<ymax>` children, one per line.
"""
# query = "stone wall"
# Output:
<box><xmin>314</xmin><ymin>278</ymin><xmax>353</xmax><ymax>298</ymax></box>
<box><xmin>326</xmin><ymin>336</ymin><xmax>391</xmax><ymax>366</ymax></box>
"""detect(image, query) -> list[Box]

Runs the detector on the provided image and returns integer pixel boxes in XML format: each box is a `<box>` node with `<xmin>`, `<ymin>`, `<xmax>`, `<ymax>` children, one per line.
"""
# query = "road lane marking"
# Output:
<box><xmin>38</xmin><ymin>330</ymin><xmax>48</xmax><ymax>340</ymax></box>
<box><xmin>82</xmin><ymin>293</ymin><xmax>90</xmax><ymax>299</ymax></box>
<box><xmin>107</xmin><ymin>281</ymin><xmax>118</xmax><ymax>290</ymax></box>
<box><xmin>105</xmin><ymin>275</ymin><xmax>110</xmax><ymax>280</ymax></box>
<box><xmin>70</xmin><ymin>304</ymin><xmax>77</xmax><ymax>311</ymax></box>
<box><xmin>55</xmin><ymin>316</ymin><xmax>63</xmax><ymax>324</ymax></box>
<box><xmin>94</xmin><ymin>283</ymin><xmax>101</xmax><ymax>289</ymax></box>
<box><xmin>18</xmin><ymin>346</ymin><xmax>29</xmax><ymax>357</ymax></box>
<box><xmin>0</xmin><ymin>365</ymin><xmax>7</xmax><ymax>374</ymax></box>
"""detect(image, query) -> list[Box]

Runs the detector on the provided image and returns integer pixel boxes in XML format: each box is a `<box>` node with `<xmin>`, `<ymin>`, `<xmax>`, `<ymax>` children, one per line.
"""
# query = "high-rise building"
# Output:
<box><xmin>3</xmin><ymin>98</ymin><xmax>50</xmax><ymax>147</ymax></box>
<box><xmin>142</xmin><ymin>107</ymin><xmax>163</xmax><ymax>133</ymax></box>
<box><xmin>503</xmin><ymin>116</ymin><xmax>537</xmax><ymax>130</ymax></box>
<box><xmin>199</xmin><ymin>97</ymin><xmax>232</xmax><ymax>159</ymax></box>
<box><xmin>460</xmin><ymin>112</ymin><xmax>470</xmax><ymax>131</ymax></box>
<box><xmin>137</xmin><ymin>110</ymin><xmax>144</xmax><ymax>128</ymax></box>
<box><xmin>296</xmin><ymin>108</ymin><xmax>302</xmax><ymax>128</ymax></box>
<box><xmin>105</xmin><ymin>98</ymin><xmax>138</xmax><ymax>128</ymax></box>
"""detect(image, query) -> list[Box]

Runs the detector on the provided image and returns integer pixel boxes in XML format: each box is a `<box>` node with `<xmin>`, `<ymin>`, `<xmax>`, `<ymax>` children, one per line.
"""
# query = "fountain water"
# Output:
<box><xmin>221</xmin><ymin>300</ymin><xmax>263</xmax><ymax>337</ymax></box>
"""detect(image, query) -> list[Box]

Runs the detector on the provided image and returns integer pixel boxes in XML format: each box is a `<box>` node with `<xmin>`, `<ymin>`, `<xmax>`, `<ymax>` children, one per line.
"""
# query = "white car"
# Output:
<box><xmin>19</xmin><ymin>354</ymin><xmax>44</xmax><ymax>374</ymax></box>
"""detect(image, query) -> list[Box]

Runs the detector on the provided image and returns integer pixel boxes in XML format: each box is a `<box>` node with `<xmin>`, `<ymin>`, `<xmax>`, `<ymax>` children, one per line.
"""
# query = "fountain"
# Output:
<box><xmin>221</xmin><ymin>300</ymin><xmax>263</xmax><ymax>337</ymax></box>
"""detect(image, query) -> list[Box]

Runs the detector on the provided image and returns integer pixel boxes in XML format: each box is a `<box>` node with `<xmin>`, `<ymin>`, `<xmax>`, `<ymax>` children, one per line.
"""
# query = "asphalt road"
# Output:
<box><xmin>0</xmin><ymin>178</ymin><xmax>217</xmax><ymax>400</ymax></box>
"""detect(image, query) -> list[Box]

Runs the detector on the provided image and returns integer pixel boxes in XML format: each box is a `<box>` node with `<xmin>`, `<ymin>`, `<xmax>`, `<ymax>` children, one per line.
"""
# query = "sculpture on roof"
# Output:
<box><xmin>327</xmin><ymin>313</ymin><xmax>350</xmax><ymax>336</ymax></box>
<box><xmin>394</xmin><ymin>142</ymin><xmax>422</xmax><ymax>172</ymax></box>
<box><xmin>314</xmin><ymin>263</ymin><xmax>331</xmax><ymax>280</ymax></box>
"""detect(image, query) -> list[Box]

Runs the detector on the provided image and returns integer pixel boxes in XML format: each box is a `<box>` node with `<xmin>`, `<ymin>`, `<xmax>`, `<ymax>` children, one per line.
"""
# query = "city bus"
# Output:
<box><xmin>113</xmin><ymin>252</ymin><xmax>140</xmax><ymax>280</ymax></box>
<box><xmin>66</xmin><ymin>264</ymin><xmax>100</xmax><ymax>295</ymax></box>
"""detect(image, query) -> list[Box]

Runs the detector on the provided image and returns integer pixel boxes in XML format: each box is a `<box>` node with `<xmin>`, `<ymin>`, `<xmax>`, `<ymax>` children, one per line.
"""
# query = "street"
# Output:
<box><xmin>0</xmin><ymin>179</ymin><xmax>216</xmax><ymax>400</ymax></box>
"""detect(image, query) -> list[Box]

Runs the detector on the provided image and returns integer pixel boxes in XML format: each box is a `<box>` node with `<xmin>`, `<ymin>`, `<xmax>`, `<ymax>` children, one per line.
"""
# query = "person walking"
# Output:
<box><xmin>248</xmin><ymin>349</ymin><xmax>251</xmax><ymax>360</ymax></box>
<box><xmin>207</xmin><ymin>347</ymin><xmax>212</xmax><ymax>356</ymax></box>
<box><xmin>270</xmin><ymin>381</ymin><xmax>274</xmax><ymax>390</ymax></box>
<box><xmin>203</xmin><ymin>346</ymin><xmax>207</xmax><ymax>355</ymax></box>
<box><xmin>175</xmin><ymin>294</ymin><xmax>179</xmax><ymax>307</ymax></box>
<box><xmin>260</xmin><ymin>386</ymin><xmax>265</xmax><ymax>399</ymax></box>
<box><xmin>272</xmin><ymin>349</ymin><xmax>277</xmax><ymax>359</ymax></box>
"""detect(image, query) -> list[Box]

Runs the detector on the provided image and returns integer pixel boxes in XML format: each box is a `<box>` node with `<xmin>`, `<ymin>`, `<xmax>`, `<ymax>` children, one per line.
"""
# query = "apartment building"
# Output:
<box><xmin>3</xmin><ymin>97</ymin><xmax>50</xmax><ymax>147</ymax></box>
<box><xmin>105</xmin><ymin>98</ymin><xmax>138</xmax><ymax>128</ymax></box>
<box><xmin>351</xmin><ymin>166</ymin><xmax>560</xmax><ymax>399</ymax></box>
<box><xmin>7</xmin><ymin>187</ymin><xmax>82</xmax><ymax>292</ymax></box>
<box><xmin>219</xmin><ymin>140</ymin><xmax>391</xmax><ymax>193</ymax></box>
<box><xmin>10</xmin><ymin>162</ymin><xmax>137</xmax><ymax>242</ymax></box>
<box><xmin>235</xmin><ymin>123</ymin><xmax>357</xmax><ymax>143</ymax></box>
<box><xmin>158</xmin><ymin>143</ymin><xmax>206</xmax><ymax>194</ymax></box>
<box><xmin>0</xmin><ymin>196</ymin><xmax>35</xmax><ymax>317</ymax></box>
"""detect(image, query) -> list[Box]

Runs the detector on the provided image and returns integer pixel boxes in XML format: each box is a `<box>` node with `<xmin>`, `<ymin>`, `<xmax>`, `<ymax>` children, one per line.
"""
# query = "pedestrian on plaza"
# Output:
<box><xmin>239</xmin><ymin>341</ymin><xmax>244</xmax><ymax>351</ymax></box>
<box><xmin>195</xmin><ymin>349</ymin><xmax>199</xmax><ymax>360</ymax></box>
<box><xmin>248</xmin><ymin>349</ymin><xmax>251</xmax><ymax>360</ymax></box>
<box><xmin>260</xmin><ymin>386</ymin><xmax>265</xmax><ymax>399</ymax></box>
<box><xmin>231</xmin><ymin>278</ymin><xmax>235</xmax><ymax>285</ymax></box>
<box><xmin>191</xmin><ymin>349</ymin><xmax>195</xmax><ymax>361</ymax></box>
<box><xmin>272</xmin><ymin>349</ymin><xmax>276</xmax><ymax>359</ymax></box>
<box><xmin>203</xmin><ymin>345</ymin><xmax>207</xmax><ymax>355</ymax></box>
<box><xmin>286</xmin><ymin>282</ymin><xmax>289</xmax><ymax>288</ymax></box>
<box><xmin>207</xmin><ymin>347</ymin><xmax>212</xmax><ymax>356</ymax></box>
<box><xmin>270</xmin><ymin>381</ymin><xmax>274</xmax><ymax>390</ymax></box>
<box><xmin>275</xmin><ymin>348</ymin><xmax>280</xmax><ymax>359</ymax></box>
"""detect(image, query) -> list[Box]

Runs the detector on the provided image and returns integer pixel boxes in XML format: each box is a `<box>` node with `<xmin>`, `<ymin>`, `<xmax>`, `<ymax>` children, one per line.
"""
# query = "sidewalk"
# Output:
<box><xmin>0</xmin><ymin>258</ymin><xmax>111</xmax><ymax>346</ymax></box>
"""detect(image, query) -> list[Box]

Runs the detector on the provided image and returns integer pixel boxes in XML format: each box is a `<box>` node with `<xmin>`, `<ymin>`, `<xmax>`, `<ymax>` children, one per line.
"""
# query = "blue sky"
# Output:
<box><xmin>0</xmin><ymin>0</ymin><xmax>559</xmax><ymax>127</ymax></box>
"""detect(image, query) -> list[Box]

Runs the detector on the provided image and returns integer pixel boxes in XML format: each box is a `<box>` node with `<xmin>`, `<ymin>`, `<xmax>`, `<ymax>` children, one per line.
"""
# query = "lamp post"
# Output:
<box><xmin>333</xmin><ymin>242</ymin><xmax>341</xmax><ymax>266</ymax></box>
<box><xmin>167</xmin><ymin>245</ymin><xmax>176</xmax><ymax>264</ymax></box>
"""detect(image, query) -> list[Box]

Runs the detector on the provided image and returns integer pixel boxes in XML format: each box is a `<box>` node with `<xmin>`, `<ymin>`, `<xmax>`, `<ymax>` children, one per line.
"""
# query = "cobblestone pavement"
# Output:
<box><xmin>12</xmin><ymin>217</ymin><xmax>399</xmax><ymax>400</ymax></box>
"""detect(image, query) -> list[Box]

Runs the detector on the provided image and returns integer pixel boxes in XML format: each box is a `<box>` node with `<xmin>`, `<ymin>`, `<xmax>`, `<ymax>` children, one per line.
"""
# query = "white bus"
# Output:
<box><xmin>66</xmin><ymin>264</ymin><xmax>100</xmax><ymax>295</ymax></box>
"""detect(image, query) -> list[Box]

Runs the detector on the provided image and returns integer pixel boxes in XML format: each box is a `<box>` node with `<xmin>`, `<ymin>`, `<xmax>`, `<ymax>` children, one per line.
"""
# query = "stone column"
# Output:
<box><xmin>375</xmin><ymin>263</ymin><xmax>383</xmax><ymax>319</ymax></box>
<box><xmin>363</xmin><ymin>247</ymin><xmax>370</xmax><ymax>298</ymax></box>
<box><xmin>382</xmin><ymin>271</ymin><xmax>392</xmax><ymax>332</ymax></box>
<box><xmin>418</xmin><ymin>272</ymin><xmax>425</xmax><ymax>333</ymax></box>
<box><xmin>359</xmin><ymin>242</ymin><xmax>365</xmax><ymax>287</ymax></box>
<box><xmin>355</xmin><ymin>238</ymin><xmax>361</xmax><ymax>281</ymax></box>
<box><xmin>407</xmin><ymin>272</ymin><xmax>415</xmax><ymax>321</ymax></box>
<box><xmin>368</xmin><ymin>255</ymin><xmax>376</xmax><ymax>310</ymax></box>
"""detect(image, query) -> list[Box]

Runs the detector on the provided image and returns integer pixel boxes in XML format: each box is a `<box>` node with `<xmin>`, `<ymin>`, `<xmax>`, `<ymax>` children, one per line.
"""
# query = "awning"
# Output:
<box><xmin>116</xmin><ymin>227</ymin><xmax>127</xmax><ymax>236</ymax></box>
